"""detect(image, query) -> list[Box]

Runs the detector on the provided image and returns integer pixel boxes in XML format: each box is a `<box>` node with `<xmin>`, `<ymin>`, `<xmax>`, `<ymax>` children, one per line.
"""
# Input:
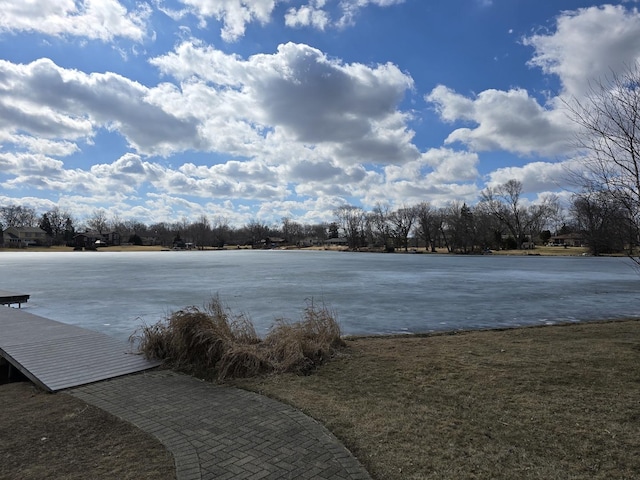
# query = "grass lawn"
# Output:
<box><xmin>0</xmin><ymin>382</ymin><xmax>175</xmax><ymax>480</ymax></box>
<box><xmin>1</xmin><ymin>318</ymin><xmax>638</xmax><ymax>479</ymax></box>
<box><xmin>234</xmin><ymin>320</ymin><xmax>640</xmax><ymax>480</ymax></box>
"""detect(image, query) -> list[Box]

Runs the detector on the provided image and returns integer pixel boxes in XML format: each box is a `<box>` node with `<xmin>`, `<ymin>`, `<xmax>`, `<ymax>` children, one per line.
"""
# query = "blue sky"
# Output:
<box><xmin>1</xmin><ymin>0</ymin><xmax>640</xmax><ymax>227</ymax></box>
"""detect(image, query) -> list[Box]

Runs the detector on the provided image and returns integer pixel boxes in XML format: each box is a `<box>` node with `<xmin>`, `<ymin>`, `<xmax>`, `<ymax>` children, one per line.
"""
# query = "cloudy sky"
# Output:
<box><xmin>1</xmin><ymin>0</ymin><xmax>640</xmax><ymax>226</ymax></box>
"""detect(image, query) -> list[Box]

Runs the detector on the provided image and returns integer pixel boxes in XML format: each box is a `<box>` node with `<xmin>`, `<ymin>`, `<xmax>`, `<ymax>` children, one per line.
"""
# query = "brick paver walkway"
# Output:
<box><xmin>68</xmin><ymin>370</ymin><xmax>371</xmax><ymax>480</ymax></box>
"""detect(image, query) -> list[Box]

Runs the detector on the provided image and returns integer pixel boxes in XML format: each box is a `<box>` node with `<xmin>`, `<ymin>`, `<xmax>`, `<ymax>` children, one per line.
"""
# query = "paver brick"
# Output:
<box><xmin>68</xmin><ymin>370</ymin><xmax>370</xmax><ymax>480</ymax></box>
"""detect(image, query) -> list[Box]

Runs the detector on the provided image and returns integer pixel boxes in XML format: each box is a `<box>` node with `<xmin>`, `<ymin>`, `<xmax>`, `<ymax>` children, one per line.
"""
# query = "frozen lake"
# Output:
<box><xmin>1</xmin><ymin>250</ymin><xmax>639</xmax><ymax>343</ymax></box>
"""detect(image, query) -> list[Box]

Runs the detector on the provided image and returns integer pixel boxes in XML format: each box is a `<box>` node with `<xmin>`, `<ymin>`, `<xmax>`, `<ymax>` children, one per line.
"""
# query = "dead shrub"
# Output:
<box><xmin>165</xmin><ymin>308</ymin><xmax>227</xmax><ymax>369</ymax></box>
<box><xmin>265</xmin><ymin>300</ymin><xmax>345</xmax><ymax>374</ymax></box>
<box><xmin>216</xmin><ymin>344</ymin><xmax>272</xmax><ymax>380</ymax></box>
<box><xmin>131</xmin><ymin>296</ymin><xmax>344</xmax><ymax>380</ymax></box>
<box><xmin>132</xmin><ymin>322</ymin><xmax>171</xmax><ymax>360</ymax></box>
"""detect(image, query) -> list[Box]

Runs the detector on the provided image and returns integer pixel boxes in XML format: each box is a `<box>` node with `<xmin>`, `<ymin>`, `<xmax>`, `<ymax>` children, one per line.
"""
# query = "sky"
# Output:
<box><xmin>2</xmin><ymin>0</ymin><xmax>640</xmax><ymax>227</ymax></box>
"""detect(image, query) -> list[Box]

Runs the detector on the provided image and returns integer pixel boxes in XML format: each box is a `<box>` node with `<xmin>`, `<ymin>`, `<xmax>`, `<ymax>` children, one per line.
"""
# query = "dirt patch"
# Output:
<box><xmin>0</xmin><ymin>381</ymin><xmax>175</xmax><ymax>480</ymax></box>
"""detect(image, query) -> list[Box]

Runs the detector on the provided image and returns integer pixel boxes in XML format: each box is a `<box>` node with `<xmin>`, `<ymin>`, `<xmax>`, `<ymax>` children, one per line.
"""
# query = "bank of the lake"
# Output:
<box><xmin>0</xmin><ymin>244</ymin><xmax>591</xmax><ymax>255</ymax></box>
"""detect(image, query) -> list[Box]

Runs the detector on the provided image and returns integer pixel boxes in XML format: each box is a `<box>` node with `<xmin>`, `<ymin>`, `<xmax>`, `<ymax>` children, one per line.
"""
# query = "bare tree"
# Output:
<box><xmin>40</xmin><ymin>207</ymin><xmax>74</xmax><ymax>244</ymax></box>
<box><xmin>571</xmin><ymin>190</ymin><xmax>629</xmax><ymax>255</ymax></box>
<box><xmin>334</xmin><ymin>205</ymin><xmax>365</xmax><ymax>250</ymax></box>
<box><xmin>444</xmin><ymin>202</ymin><xmax>476</xmax><ymax>253</ymax></box>
<box><xmin>245</xmin><ymin>220</ymin><xmax>271</xmax><ymax>247</ymax></box>
<box><xmin>473</xmin><ymin>202</ymin><xmax>503</xmax><ymax>251</ymax></box>
<box><xmin>415</xmin><ymin>202</ymin><xmax>439</xmax><ymax>252</ymax></box>
<box><xmin>303</xmin><ymin>222</ymin><xmax>328</xmax><ymax>245</ymax></box>
<box><xmin>281</xmin><ymin>217</ymin><xmax>304</xmax><ymax>245</ymax></box>
<box><xmin>388</xmin><ymin>205</ymin><xmax>417</xmax><ymax>252</ymax></box>
<box><xmin>368</xmin><ymin>203</ymin><xmax>391</xmax><ymax>249</ymax></box>
<box><xmin>0</xmin><ymin>205</ymin><xmax>37</xmax><ymax>228</ymax></box>
<box><xmin>87</xmin><ymin>209</ymin><xmax>108</xmax><ymax>233</ymax></box>
<box><xmin>481</xmin><ymin>179</ymin><xmax>556</xmax><ymax>249</ymax></box>
<box><xmin>211</xmin><ymin>216</ymin><xmax>230</xmax><ymax>248</ymax></box>
<box><xmin>565</xmin><ymin>64</ymin><xmax>640</xmax><ymax>258</ymax></box>
<box><xmin>190</xmin><ymin>214</ymin><xmax>211</xmax><ymax>249</ymax></box>
<box><xmin>481</xmin><ymin>180</ymin><xmax>527</xmax><ymax>247</ymax></box>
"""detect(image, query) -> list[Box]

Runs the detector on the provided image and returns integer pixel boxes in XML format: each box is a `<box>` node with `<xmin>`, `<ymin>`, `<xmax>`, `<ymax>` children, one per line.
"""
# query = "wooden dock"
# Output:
<box><xmin>0</xmin><ymin>307</ymin><xmax>160</xmax><ymax>392</ymax></box>
<box><xmin>0</xmin><ymin>290</ymin><xmax>30</xmax><ymax>308</ymax></box>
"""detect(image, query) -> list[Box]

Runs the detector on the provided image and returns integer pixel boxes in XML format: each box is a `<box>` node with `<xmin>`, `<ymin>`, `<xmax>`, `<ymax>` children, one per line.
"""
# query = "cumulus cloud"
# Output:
<box><xmin>285</xmin><ymin>0</ymin><xmax>330</xmax><ymax>30</ymax></box>
<box><xmin>0</xmin><ymin>58</ymin><xmax>200</xmax><ymax>156</ymax></box>
<box><xmin>0</xmin><ymin>0</ymin><xmax>150</xmax><ymax>42</ymax></box>
<box><xmin>248</xmin><ymin>44</ymin><xmax>412</xmax><ymax>144</ymax></box>
<box><xmin>150</xmin><ymin>40</ymin><xmax>418</xmax><ymax>164</ymax></box>
<box><xmin>424</xmin><ymin>4</ymin><xmax>640</xmax><ymax>163</ymax></box>
<box><xmin>384</xmin><ymin>148</ymin><xmax>478</xmax><ymax>183</ymax></box>
<box><xmin>285</xmin><ymin>0</ymin><xmax>406</xmax><ymax>31</ymax></box>
<box><xmin>0</xmin><ymin>38</ymin><xmax>423</xmax><ymax>225</ymax></box>
<box><xmin>485</xmin><ymin>160</ymin><xmax>573</xmax><ymax>195</ymax></box>
<box><xmin>426</xmin><ymin>85</ymin><xmax>574</xmax><ymax>156</ymax></box>
<box><xmin>376</xmin><ymin>148</ymin><xmax>480</xmax><ymax>207</ymax></box>
<box><xmin>177</xmin><ymin>0</ymin><xmax>276</xmax><ymax>41</ymax></box>
<box><xmin>175</xmin><ymin>0</ymin><xmax>406</xmax><ymax>40</ymax></box>
<box><xmin>1</xmin><ymin>150</ymin><xmax>158</xmax><ymax>198</ymax></box>
<box><xmin>524</xmin><ymin>4</ymin><xmax>640</xmax><ymax>99</ymax></box>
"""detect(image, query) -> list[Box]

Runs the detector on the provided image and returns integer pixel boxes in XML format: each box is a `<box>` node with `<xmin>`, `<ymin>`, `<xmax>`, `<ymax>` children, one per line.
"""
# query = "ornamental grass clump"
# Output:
<box><xmin>131</xmin><ymin>296</ymin><xmax>344</xmax><ymax>380</ymax></box>
<box><xmin>264</xmin><ymin>301</ymin><xmax>345</xmax><ymax>374</ymax></box>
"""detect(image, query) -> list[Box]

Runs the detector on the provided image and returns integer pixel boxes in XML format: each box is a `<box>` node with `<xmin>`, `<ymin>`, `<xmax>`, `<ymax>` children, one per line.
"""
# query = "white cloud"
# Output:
<box><xmin>175</xmin><ymin>0</ymin><xmax>406</xmax><ymax>39</ymax></box>
<box><xmin>0</xmin><ymin>133</ymin><xmax>79</xmax><ymax>157</ymax></box>
<box><xmin>384</xmin><ymin>148</ymin><xmax>478</xmax><ymax>184</ymax></box>
<box><xmin>421</xmin><ymin>148</ymin><xmax>479</xmax><ymax>184</ymax></box>
<box><xmin>525</xmin><ymin>4</ymin><xmax>640</xmax><ymax>99</ymax></box>
<box><xmin>336</xmin><ymin>0</ymin><xmax>406</xmax><ymax>28</ymax></box>
<box><xmin>0</xmin><ymin>38</ymin><xmax>425</xmax><ymax>226</ymax></box>
<box><xmin>425</xmin><ymin>4</ymin><xmax>640</xmax><ymax>165</ymax></box>
<box><xmin>0</xmin><ymin>58</ymin><xmax>201</xmax><ymax>156</ymax></box>
<box><xmin>426</xmin><ymin>85</ymin><xmax>573</xmax><ymax>156</ymax></box>
<box><xmin>177</xmin><ymin>0</ymin><xmax>276</xmax><ymax>41</ymax></box>
<box><xmin>0</xmin><ymin>0</ymin><xmax>150</xmax><ymax>42</ymax></box>
<box><xmin>285</xmin><ymin>1</ymin><xmax>330</xmax><ymax>30</ymax></box>
<box><xmin>150</xmin><ymin>40</ymin><xmax>418</xmax><ymax>165</ymax></box>
<box><xmin>375</xmin><ymin>148</ymin><xmax>480</xmax><ymax>207</ymax></box>
<box><xmin>486</xmin><ymin>160</ymin><xmax>572</xmax><ymax>194</ymax></box>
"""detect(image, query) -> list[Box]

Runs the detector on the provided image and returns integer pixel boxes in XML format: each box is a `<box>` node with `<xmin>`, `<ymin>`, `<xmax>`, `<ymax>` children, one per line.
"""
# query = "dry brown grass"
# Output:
<box><xmin>131</xmin><ymin>296</ymin><xmax>344</xmax><ymax>380</ymax></box>
<box><xmin>234</xmin><ymin>320</ymin><xmax>640</xmax><ymax>480</ymax></box>
<box><xmin>264</xmin><ymin>301</ymin><xmax>345</xmax><ymax>374</ymax></box>
<box><xmin>0</xmin><ymin>382</ymin><xmax>174</xmax><ymax>480</ymax></box>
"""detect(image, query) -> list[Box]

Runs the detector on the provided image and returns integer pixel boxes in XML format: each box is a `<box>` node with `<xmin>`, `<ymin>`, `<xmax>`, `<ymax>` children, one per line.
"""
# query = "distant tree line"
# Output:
<box><xmin>332</xmin><ymin>179</ymin><xmax>566</xmax><ymax>254</ymax></box>
<box><xmin>1</xmin><ymin>176</ymin><xmax>636</xmax><ymax>255</ymax></box>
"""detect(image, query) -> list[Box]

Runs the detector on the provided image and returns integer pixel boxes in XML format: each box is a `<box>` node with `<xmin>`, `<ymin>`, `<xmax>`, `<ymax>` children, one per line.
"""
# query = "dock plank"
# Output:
<box><xmin>0</xmin><ymin>307</ymin><xmax>160</xmax><ymax>392</ymax></box>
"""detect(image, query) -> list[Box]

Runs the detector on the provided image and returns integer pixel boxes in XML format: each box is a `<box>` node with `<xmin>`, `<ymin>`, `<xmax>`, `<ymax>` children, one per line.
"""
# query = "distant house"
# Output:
<box><xmin>2</xmin><ymin>226</ymin><xmax>48</xmax><ymax>248</ymax></box>
<box><xmin>548</xmin><ymin>233</ymin><xmax>586</xmax><ymax>247</ymax></box>
<box><xmin>299</xmin><ymin>237</ymin><xmax>323</xmax><ymax>247</ymax></box>
<box><xmin>324</xmin><ymin>237</ymin><xmax>348</xmax><ymax>247</ymax></box>
<box><xmin>256</xmin><ymin>237</ymin><xmax>285</xmax><ymax>249</ymax></box>
<box><xmin>74</xmin><ymin>230</ymin><xmax>121</xmax><ymax>248</ymax></box>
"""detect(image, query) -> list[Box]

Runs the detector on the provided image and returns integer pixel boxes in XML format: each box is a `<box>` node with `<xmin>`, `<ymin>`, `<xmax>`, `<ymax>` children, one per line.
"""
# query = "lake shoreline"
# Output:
<box><xmin>0</xmin><ymin>243</ymin><xmax>595</xmax><ymax>256</ymax></box>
